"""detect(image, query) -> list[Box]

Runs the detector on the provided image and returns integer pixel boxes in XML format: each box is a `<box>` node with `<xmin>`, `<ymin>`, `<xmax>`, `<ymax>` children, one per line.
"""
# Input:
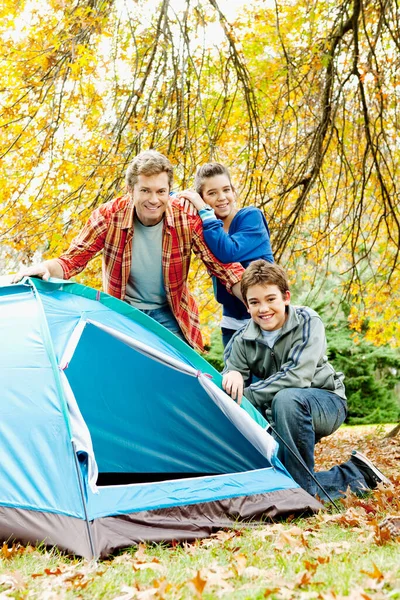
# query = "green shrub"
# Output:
<box><xmin>326</xmin><ymin>323</ymin><xmax>400</xmax><ymax>424</ymax></box>
<box><xmin>202</xmin><ymin>329</ymin><xmax>224</xmax><ymax>372</ymax></box>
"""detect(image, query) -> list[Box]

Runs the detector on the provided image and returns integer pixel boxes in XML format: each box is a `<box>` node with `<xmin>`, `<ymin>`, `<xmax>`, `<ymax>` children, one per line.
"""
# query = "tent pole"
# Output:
<box><xmin>72</xmin><ymin>441</ymin><xmax>97</xmax><ymax>559</ymax></box>
<box><xmin>266</xmin><ymin>425</ymin><xmax>341</xmax><ymax>512</ymax></box>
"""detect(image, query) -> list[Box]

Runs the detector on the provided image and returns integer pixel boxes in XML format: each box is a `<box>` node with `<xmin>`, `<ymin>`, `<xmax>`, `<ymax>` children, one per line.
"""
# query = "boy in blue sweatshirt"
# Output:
<box><xmin>222</xmin><ymin>260</ymin><xmax>391</xmax><ymax>499</ymax></box>
<box><xmin>177</xmin><ymin>163</ymin><xmax>273</xmax><ymax>347</ymax></box>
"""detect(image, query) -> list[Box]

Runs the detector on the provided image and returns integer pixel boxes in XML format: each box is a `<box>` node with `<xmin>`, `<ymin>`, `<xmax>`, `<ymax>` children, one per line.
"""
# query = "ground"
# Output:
<box><xmin>0</xmin><ymin>424</ymin><xmax>399</xmax><ymax>599</ymax></box>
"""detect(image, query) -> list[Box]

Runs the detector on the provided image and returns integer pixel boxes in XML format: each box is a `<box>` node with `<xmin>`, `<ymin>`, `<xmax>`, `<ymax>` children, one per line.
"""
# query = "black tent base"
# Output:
<box><xmin>0</xmin><ymin>487</ymin><xmax>322</xmax><ymax>559</ymax></box>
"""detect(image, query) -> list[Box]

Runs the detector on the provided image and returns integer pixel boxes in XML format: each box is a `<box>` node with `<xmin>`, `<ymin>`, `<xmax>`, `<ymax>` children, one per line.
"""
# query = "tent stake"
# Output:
<box><xmin>266</xmin><ymin>425</ymin><xmax>341</xmax><ymax>513</ymax></box>
<box><xmin>72</xmin><ymin>441</ymin><xmax>97</xmax><ymax>559</ymax></box>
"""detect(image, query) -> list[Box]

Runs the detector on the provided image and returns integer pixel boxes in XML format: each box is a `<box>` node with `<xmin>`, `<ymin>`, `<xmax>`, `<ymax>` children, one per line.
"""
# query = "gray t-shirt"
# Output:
<box><xmin>124</xmin><ymin>216</ymin><xmax>167</xmax><ymax>309</ymax></box>
<box><xmin>261</xmin><ymin>327</ymin><xmax>282</xmax><ymax>348</ymax></box>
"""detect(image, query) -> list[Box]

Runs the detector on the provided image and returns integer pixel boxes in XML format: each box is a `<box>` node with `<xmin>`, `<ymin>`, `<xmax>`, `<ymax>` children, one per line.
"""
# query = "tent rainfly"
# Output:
<box><xmin>0</xmin><ymin>277</ymin><xmax>321</xmax><ymax>558</ymax></box>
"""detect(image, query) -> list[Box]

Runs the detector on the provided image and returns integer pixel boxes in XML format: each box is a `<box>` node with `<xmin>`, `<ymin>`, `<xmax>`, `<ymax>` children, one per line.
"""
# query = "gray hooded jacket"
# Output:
<box><xmin>223</xmin><ymin>305</ymin><xmax>346</xmax><ymax>421</ymax></box>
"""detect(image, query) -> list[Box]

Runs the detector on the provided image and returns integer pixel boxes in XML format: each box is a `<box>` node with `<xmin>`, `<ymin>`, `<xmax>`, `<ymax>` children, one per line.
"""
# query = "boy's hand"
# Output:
<box><xmin>222</xmin><ymin>371</ymin><xmax>244</xmax><ymax>405</ymax></box>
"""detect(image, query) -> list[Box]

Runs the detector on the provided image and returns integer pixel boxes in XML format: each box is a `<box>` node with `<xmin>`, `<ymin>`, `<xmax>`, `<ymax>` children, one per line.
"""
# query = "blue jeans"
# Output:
<box><xmin>140</xmin><ymin>306</ymin><xmax>186</xmax><ymax>343</ymax></box>
<box><xmin>270</xmin><ymin>388</ymin><xmax>370</xmax><ymax>499</ymax></box>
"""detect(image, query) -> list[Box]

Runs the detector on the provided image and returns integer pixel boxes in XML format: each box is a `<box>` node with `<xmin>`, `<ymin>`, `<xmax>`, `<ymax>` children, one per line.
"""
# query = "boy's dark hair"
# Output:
<box><xmin>241</xmin><ymin>260</ymin><xmax>289</xmax><ymax>305</ymax></box>
<box><xmin>194</xmin><ymin>162</ymin><xmax>234</xmax><ymax>197</ymax></box>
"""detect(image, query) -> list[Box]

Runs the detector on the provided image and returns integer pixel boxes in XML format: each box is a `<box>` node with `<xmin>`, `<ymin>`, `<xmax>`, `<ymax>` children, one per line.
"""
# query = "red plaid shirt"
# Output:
<box><xmin>57</xmin><ymin>195</ymin><xmax>244</xmax><ymax>351</ymax></box>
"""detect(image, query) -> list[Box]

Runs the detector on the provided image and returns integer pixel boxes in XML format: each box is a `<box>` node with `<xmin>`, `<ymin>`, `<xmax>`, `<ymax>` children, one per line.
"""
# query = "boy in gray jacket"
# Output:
<box><xmin>223</xmin><ymin>260</ymin><xmax>391</xmax><ymax>499</ymax></box>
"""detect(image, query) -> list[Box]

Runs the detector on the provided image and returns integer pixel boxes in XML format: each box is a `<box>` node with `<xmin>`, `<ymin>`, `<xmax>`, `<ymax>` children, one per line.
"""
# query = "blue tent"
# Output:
<box><xmin>0</xmin><ymin>277</ymin><xmax>321</xmax><ymax>558</ymax></box>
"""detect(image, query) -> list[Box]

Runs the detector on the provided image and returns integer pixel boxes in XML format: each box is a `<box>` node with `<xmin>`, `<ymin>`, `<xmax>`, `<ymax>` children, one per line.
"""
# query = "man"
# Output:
<box><xmin>13</xmin><ymin>151</ymin><xmax>244</xmax><ymax>351</ymax></box>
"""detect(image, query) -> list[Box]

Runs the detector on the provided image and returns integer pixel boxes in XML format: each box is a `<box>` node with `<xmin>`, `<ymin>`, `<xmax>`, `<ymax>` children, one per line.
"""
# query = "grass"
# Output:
<box><xmin>0</xmin><ymin>424</ymin><xmax>399</xmax><ymax>599</ymax></box>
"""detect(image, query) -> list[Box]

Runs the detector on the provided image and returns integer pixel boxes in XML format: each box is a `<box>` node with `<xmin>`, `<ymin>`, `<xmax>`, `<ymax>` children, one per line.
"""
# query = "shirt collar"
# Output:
<box><xmin>121</xmin><ymin>196</ymin><xmax>135</xmax><ymax>229</ymax></box>
<box><xmin>121</xmin><ymin>197</ymin><xmax>175</xmax><ymax>230</ymax></box>
<box><xmin>164</xmin><ymin>200</ymin><xmax>175</xmax><ymax>229</ymax></box>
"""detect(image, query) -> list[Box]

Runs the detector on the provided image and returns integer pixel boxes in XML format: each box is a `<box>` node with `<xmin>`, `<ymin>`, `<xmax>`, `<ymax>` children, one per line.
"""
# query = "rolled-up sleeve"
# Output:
<box><xmin>192</xmin><ymin>218</ymin><xmax>244</xmax><ymax>292</ymax></box>
<box><xmin>57</xmin><ymin>206</ymin><xmax>109</xmax><ymax>279</ymax></box>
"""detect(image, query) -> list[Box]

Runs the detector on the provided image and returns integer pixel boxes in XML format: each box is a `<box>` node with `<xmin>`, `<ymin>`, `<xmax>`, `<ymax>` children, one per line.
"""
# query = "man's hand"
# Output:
<box><xmin>231</xmin><ymin>282</ymin><xmax>244</xmax><ymax>302</ymax></box>
<box><xmin>222</xmin><ymin>370</ymin><xmax>245</xmax><ymax>405</ymax></box>
<box><xmin>12</xmin><ymin>259</ymin><xmax>63</xmax><ymax>284</ymax></box>
<box><xmin>176</xmin><ymin>190</ymin><xmax>207</xmax><ymax>215</ymax></box>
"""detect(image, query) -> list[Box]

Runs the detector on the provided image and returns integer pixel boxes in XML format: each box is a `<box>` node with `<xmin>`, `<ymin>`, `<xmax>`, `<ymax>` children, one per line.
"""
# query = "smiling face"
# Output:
<box><xmin>201</xmin><ymin>174</ymin><xmax>236</xmax><ymax>221</ymax></box>
<box><xmin>246</xmin><ymin>283</ymin><xmax>291</xmax><ymax>331</ymax></box>
<box><xmin>131</xmin><ymin>172</ymin><xmax>170</xmax><ymax>226</ymax></box>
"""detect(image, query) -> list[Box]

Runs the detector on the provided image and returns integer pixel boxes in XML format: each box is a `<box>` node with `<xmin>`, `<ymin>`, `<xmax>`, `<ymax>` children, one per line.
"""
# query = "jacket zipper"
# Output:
<box><xmin>270</xmin><ymin>348</ymin><xmax>278</xmax><ymax>372</ymax></box>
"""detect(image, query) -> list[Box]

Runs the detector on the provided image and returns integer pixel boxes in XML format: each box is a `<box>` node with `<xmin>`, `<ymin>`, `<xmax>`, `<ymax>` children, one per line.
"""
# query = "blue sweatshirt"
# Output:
<box><xmin>200</xmin><ymin>206</ymin><xmax>274</xmax><ymax>321</ymax></box>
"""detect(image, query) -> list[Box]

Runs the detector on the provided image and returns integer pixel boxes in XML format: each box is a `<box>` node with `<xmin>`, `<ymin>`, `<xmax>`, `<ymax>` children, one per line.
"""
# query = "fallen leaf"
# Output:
<box><xmin>263</xmin><ymin>588</ymin><xmax>280</xmax><ymax>597</ymax></box>
<box><xmin>316</xmin><ymin>555</ymin><xmax>330</xmax><ymax>564</ymax></box>
<box><xmin>360</xmin><ymin>562</ymin><xmax>384</xmax><ymax>581</ymax></box>
<box><xmin>64</xmin><ymin>573</ymin><xmax>85</xmax><ymax>583</ymax></box>
<box><xmin>295</xmin><ymin>570</ymin><xmax>312</xmax><ymax>588</ymax></box>
<box><xmin>133</xmin><ymin>543</ymin><xmax>149</xmax><ymax>561</ymax></box>
<box><xmin>199</xmin><ymin>564</ymin><xmax>234</xmax><ymax>588</ymax></box>
<box><xmin>276</xmin><ymin>529</ymin><xmax>309</xmax><ymax>550</ymax></box>
<box><xmin>133</xmin><ymin>562</ymin><xmax>164</xmax><ymax>573</ymax></box>
<box><xmin>1</xmin><ymin>544</ymin><xmax>25</xmax><ymax>560</ymax></box>
<box><xmin>211</xmin><ymin>529</ymin><xmax>242</xmax><ymax>543</ymax></box>
<box><xmin>44</xmin><ymin>568</ymin><xmax>63</xmax><ymax>576</ymax></box>
<box><xmin>232</xmin><ymin>552</ymin><xmax>247</xmax><ymax>576</ymax></box>
<box><xmin>303</xmin><ymin>560</ymin><xmax>318</xmax><ymax>574</ymax></box>
<box><xmin>188</xmin><ymin>571</ymin><xmax>206</xmax><ymax>598</ymax></box>
<box><xmin>0</xmin><ymin>573</ymin><xmax>26</xmax><ymax>591</ymax></box>
<box><xmin>242</xmin><ymin>566</ymin><xmax>264</xmax><ymax>578</ymax></box>
<box><xmin>112</xmin><ymin>585</ymin><xmax>139</xmax><ymax>600</ymax></box>
<box><xmin>153</xmin><ymin>578</ymin><xmax>172</xmax><ymax>596</ymax></box>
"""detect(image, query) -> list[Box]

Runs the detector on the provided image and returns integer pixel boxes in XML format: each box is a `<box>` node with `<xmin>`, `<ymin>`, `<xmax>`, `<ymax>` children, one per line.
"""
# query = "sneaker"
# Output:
<box><xmin>350</xmin><ymin>450</ymin><xmax>392</xmax><ymax>489</ymax></box>
<box><xmin>379</xmin><ymin>516</ymin><xmax>400</xmax><ymax>537</ymax></box>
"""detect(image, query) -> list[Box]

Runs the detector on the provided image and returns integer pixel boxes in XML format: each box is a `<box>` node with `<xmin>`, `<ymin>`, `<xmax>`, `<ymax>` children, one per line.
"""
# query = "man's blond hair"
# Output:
<box><xmin>125</xmin><ymin>150</ymin><xmax>174</xmax><ymax>190</ymax></box>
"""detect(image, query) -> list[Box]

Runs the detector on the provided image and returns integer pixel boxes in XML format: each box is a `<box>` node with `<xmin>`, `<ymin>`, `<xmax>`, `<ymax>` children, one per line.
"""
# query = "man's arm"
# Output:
<box><xmin>12</xmin><ymin>259</ymin><xmax>64</xmax><ymax>283</ymax></box>
<box><xmin>191</xmin><ymin>217</ymin><xmax>244</xmax><ymax>293</ymax></box>
<box><xmin>231</xmin><ymin>282</ymin><xmax>243</xmax><ymax>302</ymax></box>
<box><xmin>13</xmin><ymin>204</ymin><xmax>110</xmax><ymax>284</ymax></box>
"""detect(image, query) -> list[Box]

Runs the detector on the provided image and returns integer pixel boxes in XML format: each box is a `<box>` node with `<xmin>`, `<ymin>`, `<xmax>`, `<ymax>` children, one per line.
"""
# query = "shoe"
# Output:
<box><xmin>350</xmin><ymin>450</ymin><xmax>392</xmax><ymax>489</ymax></box>
<box><xmin>379</xmin><ymin>516</ymin><xmax>400</xmax><ymax>537</ymax></box>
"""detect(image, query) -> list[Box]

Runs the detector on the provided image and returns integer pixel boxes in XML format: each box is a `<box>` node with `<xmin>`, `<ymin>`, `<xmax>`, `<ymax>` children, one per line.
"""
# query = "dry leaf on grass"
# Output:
<box><xmin>315</xmin><ymin>540</ymin><xmax>352</xmax><ymax>555</ymax></box>
<box><xmin>133</xmin><ymin>543</ymin><xmax>149</xmax><ymax>561</ymax></box>
<box><xmin>360</xmin><ymin>562</ymin><xmax>384</xmax><ymax>581</ymax></box>
<box><xmin>44</xmin><ymin>568</ymin><xmax>63</xmax><ymax>576</ymax></box>
<box><xmin>303</xmin><ymin>560</ymin><xmax>319</xmax><ymax>575</ymax></box>
<box><xmin>188</xmin><ymin>571</ymin><xmax>206</xmax><ymax>598</ymax></box>
<box><xmin>241</xmin><ymin>565</ymin><xmax>265</xmax><ymax>578</ymax></box>
<box><xmin>1</xmin><ymin>543</ymin><xmax>34</xmax><ymax>560</ymax></box>
<box><xmin>113</xmin><ymin>581</ymin><xmax>170</xmax><ymax>600</ymax></box>
<box><xmin>112</xmin><ymin>584</ymin><xmax>140</xmax><ymax>600</ymax></box>
<box><xmin>232</xmin><ymin>552</ymin><xmax>247</xmax><ymax>576</ymax></box>
<box><xmin>133</xmin><ymin>561</ymin><xmax>165</xmax><ymax>574</ymax></box>
<box><xmin>202</xmin><ymin>564</ymin><xmax>234</xmax><ymax>586</ymax></box>
<box><xmin>275</xmin><ymin>527</ymin><xmax>310</xmax><ymax>551</ymax></box>
<box><xmin>263</xmin><ymin>587</ymin><xmax>280</xmax><ymax>597</ymax></box>
<box><xmin>0</xmin><ymin>572</ymin><xmax>26</xmax><ymax>592</ymax></box>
